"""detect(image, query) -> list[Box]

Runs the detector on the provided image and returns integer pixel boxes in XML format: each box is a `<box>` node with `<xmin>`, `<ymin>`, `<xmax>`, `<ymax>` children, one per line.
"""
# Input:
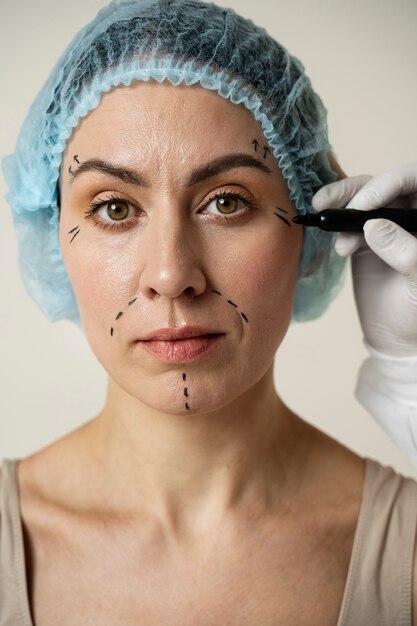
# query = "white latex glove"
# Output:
<box><xmin>312</xmin><ymin>161</ymin><xmax>417</xmax><ymax>357</ymax></box>
<box><xmin>312</xmin><ymin>161</ymin><xmax>417</xmax><ymax>467</ymax></box>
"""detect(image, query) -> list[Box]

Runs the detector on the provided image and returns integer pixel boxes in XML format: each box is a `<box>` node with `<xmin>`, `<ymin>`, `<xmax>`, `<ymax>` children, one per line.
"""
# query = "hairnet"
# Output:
<box><xmin>1</xmin><ymin>0</ymin><xmax>347</xmax><ymax>327</ymax></box>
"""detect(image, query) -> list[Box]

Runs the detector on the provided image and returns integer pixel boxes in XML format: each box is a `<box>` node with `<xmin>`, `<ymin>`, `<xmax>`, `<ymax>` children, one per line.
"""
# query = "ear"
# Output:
<box><xmin>327</xmin><ymin>150</ymin><xmax>347</xmax><ymax>180</ymax></box>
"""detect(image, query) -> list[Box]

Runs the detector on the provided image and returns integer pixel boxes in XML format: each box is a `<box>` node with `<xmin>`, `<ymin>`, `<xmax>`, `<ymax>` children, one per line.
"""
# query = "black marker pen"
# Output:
<box><xmin>292</xmin><ymin>208</ymin><xmax>417</xmax><ymax>233</ymax></box>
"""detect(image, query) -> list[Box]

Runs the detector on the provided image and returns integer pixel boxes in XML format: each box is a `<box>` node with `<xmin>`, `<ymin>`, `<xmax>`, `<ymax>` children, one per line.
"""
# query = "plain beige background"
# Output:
<box><xmin>1</xmin><ymin>0</ymin><xmax>416</xmax><ymax>477</ymax></box>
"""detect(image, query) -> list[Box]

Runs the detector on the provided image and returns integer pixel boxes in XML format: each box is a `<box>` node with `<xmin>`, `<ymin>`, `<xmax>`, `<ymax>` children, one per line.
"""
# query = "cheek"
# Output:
<box><xmin>60</xmin><ymin>222</ymin><xmax>137</xmax><ymax>327</ymax></box>
<box><xmin>231</xmin><ymin>230</ymin><xmax>301</xmax><ymax>352</ymax></box>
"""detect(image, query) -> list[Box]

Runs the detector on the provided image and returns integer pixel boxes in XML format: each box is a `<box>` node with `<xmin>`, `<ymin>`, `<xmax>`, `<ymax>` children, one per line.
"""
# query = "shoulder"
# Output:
<box><xmin>364</xmin><ymin>458</ymin><xmax>417</xmax><ymax>626</ymax></box>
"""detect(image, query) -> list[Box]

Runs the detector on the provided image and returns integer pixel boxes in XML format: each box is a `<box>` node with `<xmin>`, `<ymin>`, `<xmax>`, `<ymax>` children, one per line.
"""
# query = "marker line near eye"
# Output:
<box><xmin>274</xmin><ymin>207</ymin><xmax>291</xmax><ymax>228</ymax></box>
<box><xmin>68</xmin><ymin>226</ymin><xmax>80</xmax><ymax>243</ymax></box>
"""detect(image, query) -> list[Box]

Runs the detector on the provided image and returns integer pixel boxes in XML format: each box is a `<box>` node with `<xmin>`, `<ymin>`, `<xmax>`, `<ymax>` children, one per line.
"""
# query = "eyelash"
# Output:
<box><xmin>83</xmin><ymin>189</ymin><xmax>259</xmax><ymax>232</ymax></box>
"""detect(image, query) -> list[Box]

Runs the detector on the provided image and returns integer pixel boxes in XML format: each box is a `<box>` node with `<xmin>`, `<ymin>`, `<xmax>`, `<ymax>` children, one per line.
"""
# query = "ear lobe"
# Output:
<box><xmin>327</xmin><ymin>150</ymin><xmax>347</xmax><ymax>180</ymax></box>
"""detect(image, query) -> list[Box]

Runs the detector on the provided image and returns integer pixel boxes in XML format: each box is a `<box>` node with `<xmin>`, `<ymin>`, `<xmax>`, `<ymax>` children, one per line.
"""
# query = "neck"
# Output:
<box><xmin>83</xmin><ymin>364</ymin><xmax>313</xmax><ymax>538</ymax></box>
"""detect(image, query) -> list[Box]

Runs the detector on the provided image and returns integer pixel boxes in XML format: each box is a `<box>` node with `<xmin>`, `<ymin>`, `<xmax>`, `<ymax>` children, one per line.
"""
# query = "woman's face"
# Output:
<box><xmin>59</xmin><ymin>81</ymin><xmax>303</xmax><ymax>415</ymax></box>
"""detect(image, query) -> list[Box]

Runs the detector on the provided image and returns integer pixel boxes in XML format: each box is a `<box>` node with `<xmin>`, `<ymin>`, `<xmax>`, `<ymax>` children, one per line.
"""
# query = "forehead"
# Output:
<box><xmin>64</xmin><ymin>80</ymin><xmax>269</xmax><ymax>165</ymax></box>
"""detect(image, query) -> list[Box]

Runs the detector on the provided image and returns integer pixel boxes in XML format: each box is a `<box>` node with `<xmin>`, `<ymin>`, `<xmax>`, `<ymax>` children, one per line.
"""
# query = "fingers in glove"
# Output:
<box><xmin>312</xmin><ymin>175</ymin><xmax>373</xmax><ymax>211</ymax></box>
<box><xmin>363</xmin><ymin>219</ymin><xmax>417</xmax><ymax>276</ymax></box>
<box><xmin>346</xmin><ymin>161</ymin><xmax>417</xmax><ymax>210</ymax></box>
<box><xmin>312</xmin><ymin>175</ymin><xmax>372</xmax><ymax>257</ymax></box>
<box><xmin>334</xmin><ymin>232</ymin><xmax>366</xmax><ymax>257</ymax></box>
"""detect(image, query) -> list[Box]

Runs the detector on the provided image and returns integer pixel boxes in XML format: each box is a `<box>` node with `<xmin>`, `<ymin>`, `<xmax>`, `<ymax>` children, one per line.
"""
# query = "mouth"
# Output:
<box><xmin>139</xmin><ymin>333</ymin><xmax>225</xmax><ymax>363</ymax></box>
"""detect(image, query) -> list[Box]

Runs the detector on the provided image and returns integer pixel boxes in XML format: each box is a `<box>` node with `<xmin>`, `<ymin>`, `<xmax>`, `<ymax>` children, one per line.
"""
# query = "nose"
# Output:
<box><xmin>139</xmin><ymin>201</ymin><xmax>207</xmax><ymax>300</ymax></box>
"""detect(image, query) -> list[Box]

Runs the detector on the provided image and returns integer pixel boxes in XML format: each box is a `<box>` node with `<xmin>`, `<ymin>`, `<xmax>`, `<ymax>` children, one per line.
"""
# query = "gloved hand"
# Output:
<box><xmin>312</xmin><ymin>161</ymin><xmax>417</xmax><ymax>469</ymax></box>
<box><xmin>312</xmin><ymin>161</ymin><xmax>417</xmax><ymax>357</ymax></box>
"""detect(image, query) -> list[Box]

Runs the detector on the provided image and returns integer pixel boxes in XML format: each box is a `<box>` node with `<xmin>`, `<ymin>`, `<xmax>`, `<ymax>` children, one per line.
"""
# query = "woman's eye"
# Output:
<box><xmin>84</xmin><ymin>196</ymin><xmax>138</xmax><ymax>230</ymax></box>
<box><xmin>204</xmin><ymin>193</ymin><xmax>253</xmax><ymax>220</ymax></box>
<box><xmin>97</xmin><ymin>199</ymin><xmax>132</xmax><ymax>221</ymax></box>
<box><xmin>208</xmin><ymin>195</ymin><xmax>239</xmax><ymax>216</ymax></box>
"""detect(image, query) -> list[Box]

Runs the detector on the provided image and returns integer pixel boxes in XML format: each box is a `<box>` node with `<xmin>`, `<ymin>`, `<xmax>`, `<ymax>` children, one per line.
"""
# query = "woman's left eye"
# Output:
<box><xmin>203</xmin><ymin>192</ymin><xmax>255</xmax><ymax>221</ymax></box>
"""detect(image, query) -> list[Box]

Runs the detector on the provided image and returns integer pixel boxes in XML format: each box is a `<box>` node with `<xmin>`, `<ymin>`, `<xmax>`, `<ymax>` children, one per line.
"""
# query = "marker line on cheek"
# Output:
<box><xmin>110</xmin><ymin>294</ymin><xmax>139</xmax><ymax>338</ymax></box>
<box><xmin>211</xmin><ymin>290</ymin><xmax>249</xmax><ymax>324</ymax></box>
<box><xmin>274</xmin><ymin>206</ymin><xmax>292</xmax><ymax>228</ymax></box>
<box><xmin>68</xmin><ymin>226</ymin><xmax>80</xmax><ymax>243</ymax></box>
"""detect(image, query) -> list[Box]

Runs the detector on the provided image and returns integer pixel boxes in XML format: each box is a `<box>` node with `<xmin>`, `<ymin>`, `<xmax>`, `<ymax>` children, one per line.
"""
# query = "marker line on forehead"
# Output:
<box><xmin>67</xmin><ymin>153</ymin><xmax>273</xmax><ymax>187</ymax></box>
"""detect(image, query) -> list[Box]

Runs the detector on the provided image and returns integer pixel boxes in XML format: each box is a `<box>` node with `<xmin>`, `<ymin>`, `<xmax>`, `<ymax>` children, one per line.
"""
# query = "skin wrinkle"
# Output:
<box><xmin>57</xmin><ymin>80</ymin><xmax>322</xmax><ymax>538</ymax></box>
<box><xmin>67</xmin><ymin>153</ymin><xmax>274</xmax><ymax>187</ymax></box>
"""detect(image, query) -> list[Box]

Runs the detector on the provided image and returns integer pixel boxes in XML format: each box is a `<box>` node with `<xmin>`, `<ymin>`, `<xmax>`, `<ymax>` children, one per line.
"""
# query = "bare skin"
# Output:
<box><xmin>17</xmin><ymin>81</ymin><xmax>368</xmax><ymax>625</ymax></box>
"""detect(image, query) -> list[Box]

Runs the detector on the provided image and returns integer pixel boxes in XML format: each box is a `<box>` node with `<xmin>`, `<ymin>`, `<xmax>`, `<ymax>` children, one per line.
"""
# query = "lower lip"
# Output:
<box><xmin>139</xmin><ymin>334</ymin><xmax>224</xmax><ymax>363</ymax></box>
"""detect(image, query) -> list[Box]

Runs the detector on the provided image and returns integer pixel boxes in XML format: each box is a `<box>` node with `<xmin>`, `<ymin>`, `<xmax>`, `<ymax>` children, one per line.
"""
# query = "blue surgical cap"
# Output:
<box><xmin>1</xmin><ymin>0</ymin><xmax>347</xmax><ymax>327</ymax></box>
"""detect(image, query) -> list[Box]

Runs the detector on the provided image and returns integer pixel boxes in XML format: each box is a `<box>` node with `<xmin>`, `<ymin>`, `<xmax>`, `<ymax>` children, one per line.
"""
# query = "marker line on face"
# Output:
<box><xmin>263</xmin><ymin>146</ymin><xmax>271</xmax><ymax>159</ymax></box>
<box><xmin>68</xmin><ymin>227</ymin><xmax>80</xmax><ymax>243</ymax></box>
<box><xmin>111</xmin><ymin>293</ymin><xmax>139</xmax><ymax>336</ymax></box>
<box><xmin>274</xmin><ymin>207</ymin><xmax>291</xmax><ymax>228</ymax></box>
<box><xmin>182</xmin><ymin>372</ymin><xmax>190</xmax><ymax>410</ymax></box>
<box><xmin>211</xmin><ymin>289</ymin><xmax>249</xmax><ymax>324</ymax></box>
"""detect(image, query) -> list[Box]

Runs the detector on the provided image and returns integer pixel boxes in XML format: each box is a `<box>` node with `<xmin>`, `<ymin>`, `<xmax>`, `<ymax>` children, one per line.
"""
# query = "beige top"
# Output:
<box><xmin>1</xmin><ymin>456</ymin><xmax>417</xmax><ymax>625</ymax></box>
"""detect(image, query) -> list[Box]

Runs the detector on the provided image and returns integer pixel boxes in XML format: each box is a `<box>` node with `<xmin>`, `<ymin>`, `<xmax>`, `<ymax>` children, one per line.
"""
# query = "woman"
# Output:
<box><xmin>1</xmin><ymin>1</ymin><xmax>417</xmax><ymax>624</ymax></box>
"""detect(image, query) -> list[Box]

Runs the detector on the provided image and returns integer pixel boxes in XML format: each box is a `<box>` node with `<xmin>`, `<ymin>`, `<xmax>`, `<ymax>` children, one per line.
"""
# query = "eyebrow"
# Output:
<box><xmin>68</xmin><ymin>152</ymin><xmax>273</xmax><ymax>187</ymax></box>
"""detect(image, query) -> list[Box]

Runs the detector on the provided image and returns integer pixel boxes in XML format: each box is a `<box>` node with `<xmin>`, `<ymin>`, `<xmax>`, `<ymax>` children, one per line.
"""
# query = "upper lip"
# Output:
<box><xmin>141</xmin><ymin>326</ymin><xmax>225</xmax><ymax>341</ymax></box>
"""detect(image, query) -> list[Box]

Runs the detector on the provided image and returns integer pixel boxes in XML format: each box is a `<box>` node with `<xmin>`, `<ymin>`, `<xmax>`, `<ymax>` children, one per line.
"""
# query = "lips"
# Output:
<box><xmin>141</xmin><ymin>326</ymin><xmax>224</xmax><ymax>341</ymax></box>
<box><xmin>139</xmin><ymin>328</ymin><xmax>225</xmax><ymax>363</ymax></box>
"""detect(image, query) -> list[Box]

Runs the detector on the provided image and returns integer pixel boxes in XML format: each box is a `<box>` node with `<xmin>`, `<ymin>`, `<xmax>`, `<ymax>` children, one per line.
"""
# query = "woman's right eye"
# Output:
<box><xmin>84</xmin><ymin>196</ymin><xmax>139</xmax><ymax>231</ymax></box>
